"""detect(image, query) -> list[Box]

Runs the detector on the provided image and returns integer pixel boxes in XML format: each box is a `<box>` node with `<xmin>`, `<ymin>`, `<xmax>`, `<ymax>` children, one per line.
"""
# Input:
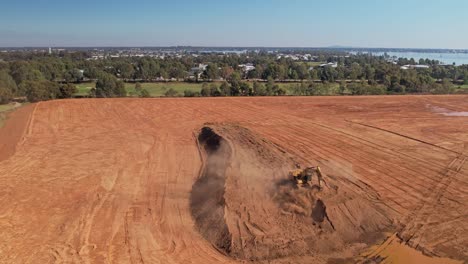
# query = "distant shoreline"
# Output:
<box><xmin>1</xmin><ymin>46</ymin><xmax>468</xmax><ymax>53</ymax></box>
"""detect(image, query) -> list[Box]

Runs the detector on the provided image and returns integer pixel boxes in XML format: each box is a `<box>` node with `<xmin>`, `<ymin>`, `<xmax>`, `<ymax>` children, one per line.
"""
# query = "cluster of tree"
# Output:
<box><xmin>1</xmin><ymin>50</ymin><xmax>468</xmax><ymax>103</ymax></box>
<box><xmin>0</xmin><ymin>68</ymin><xmax>77</xmax><ymax>103</ymax></box>
<box><xmin>3</xmin><ymin>51</ymin><xmax>468</xmax><ymax>84</ymax></box>
<box><xmin>93</xmin><ymin>73</ymin><xmax>126</xmax><ymax>97</ymax></box>
<box><xmin>177</xmin><ymin>77</ymin><xmax>286</xmax><ymax>97</ymax></box>
<box><xmin>133</xmin><ymin>83</ymin><xmax>150</xmax><ymax>98</ymax></box>
<box><xmin>0</xmin><ymin>70</ymin><xmax>17</xmax><ymax>103</ymax></box>
<box><xmin>19</xmin><ymin>80</ymin><xmax>76</xmax><ymax>102</ymax></box>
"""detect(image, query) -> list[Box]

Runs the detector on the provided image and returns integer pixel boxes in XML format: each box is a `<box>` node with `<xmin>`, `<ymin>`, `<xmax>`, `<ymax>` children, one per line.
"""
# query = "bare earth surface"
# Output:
<box><xmin>0</xmin><ymin>96</ymin><xmax>467</xmax><ymax>263</ymax></box>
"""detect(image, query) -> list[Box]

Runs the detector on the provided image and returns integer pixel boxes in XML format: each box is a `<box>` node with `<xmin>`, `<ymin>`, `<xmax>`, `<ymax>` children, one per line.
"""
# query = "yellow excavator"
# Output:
<box><xmin>289</xmin><ymin>166</ymin><xmax>325</xmax><ymax>187</ymax></box>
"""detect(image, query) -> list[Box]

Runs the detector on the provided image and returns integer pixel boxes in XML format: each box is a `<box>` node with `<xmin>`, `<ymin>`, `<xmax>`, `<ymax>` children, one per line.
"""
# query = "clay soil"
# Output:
<box><xmin>0</xmin><ymin>95</ymin><xmax>467</xmax><ymax>263</ymax></box>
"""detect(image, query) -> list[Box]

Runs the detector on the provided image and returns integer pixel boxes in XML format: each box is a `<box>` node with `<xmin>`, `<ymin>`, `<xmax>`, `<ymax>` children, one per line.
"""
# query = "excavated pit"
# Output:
<box><xmin>191</xmin><ymin>124</ymin><xmax>396</xmax><ymax>262</ymax></box>
<box><xmin>190</xmin><ymin>127</ymin><xmax>232</xmax><ymax>254</ymax></box>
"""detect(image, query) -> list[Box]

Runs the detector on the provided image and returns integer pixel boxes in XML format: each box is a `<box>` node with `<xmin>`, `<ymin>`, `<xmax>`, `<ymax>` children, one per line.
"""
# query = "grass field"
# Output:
<box><xmin>125</xmin><ymin>82</ymin><xmax>203</xmax><ymax>97</ymax></box>
<box><xmin>0</xmin><ymin>103</ymin><xmax>22</xmax><ymax>128</ymax></box>
<box><xmin>75</xmin><ymin>83</ymin><xmax>96</xmax><ymax>96</ymax></box>
<box><xmin>454</xmin><ymin>84</ymin><xmax>468</xmax><ymax>89</ymax></box>
<box><xmin>73</xmin><ymin>82</ymin><xmax>309</xmax><ymax>97</ymax></box>
<box><xmin>73</xmin><ymin>82</ymin><xmax>467</xmax><ymax>97</ymax></box>
<box><xmin>74</xmin><ymin>82</ymin><xmax>204</xmax><ymax>97</ymax></box>
<box><xmin>0</xmin><ymin>104</ymin><xmax>17</xmax><ymax>113</ymax></box>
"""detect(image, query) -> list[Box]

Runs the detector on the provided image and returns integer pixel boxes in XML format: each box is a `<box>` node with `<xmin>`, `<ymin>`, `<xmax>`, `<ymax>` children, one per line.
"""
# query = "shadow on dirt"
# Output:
<box><xmin>273</xmin><ymin>178</ymin><xmax>336</xmax><ymax>230</ymax></box>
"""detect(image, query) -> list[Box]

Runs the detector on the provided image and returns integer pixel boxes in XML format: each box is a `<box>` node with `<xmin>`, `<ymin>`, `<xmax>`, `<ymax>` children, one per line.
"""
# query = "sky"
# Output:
<box><xmin>1</xmin><ymin>0</ymin><xmax>468</xmax><ymax>48</ymax></box>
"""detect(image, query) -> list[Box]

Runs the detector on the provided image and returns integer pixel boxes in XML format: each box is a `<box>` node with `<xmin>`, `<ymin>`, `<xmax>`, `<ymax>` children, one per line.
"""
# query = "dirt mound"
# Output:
<box><xmin>191</xmin><ymin>123</ymin><xmax>396</xmax><ymax>261</ymax></box>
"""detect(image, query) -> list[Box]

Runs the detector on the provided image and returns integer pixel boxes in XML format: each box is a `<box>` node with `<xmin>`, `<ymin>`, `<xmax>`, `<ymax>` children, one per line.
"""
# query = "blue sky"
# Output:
<box><xmin>1</xmin><ymin>0</ymin><xmax>467</xmax><ymax>48</ymax></box>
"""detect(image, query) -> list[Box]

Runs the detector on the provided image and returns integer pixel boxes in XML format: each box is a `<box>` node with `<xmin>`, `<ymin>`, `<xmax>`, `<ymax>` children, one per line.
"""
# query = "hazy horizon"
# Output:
<box><xmin>2</xmin><ymin>45</ymin><xmax>468</xmax><ymax>50</ymax></box>
<box><xmin>1</xmin><ymin>0</ymin><xmax>468</xmax><ymax>49</ymax></box>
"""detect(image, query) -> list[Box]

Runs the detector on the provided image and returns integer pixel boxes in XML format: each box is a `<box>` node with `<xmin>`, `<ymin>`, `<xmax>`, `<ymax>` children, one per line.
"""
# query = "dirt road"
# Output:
<box><xmin>0</xmin><ymin>96</ymin><xmax>466</xmax><ymax>263</ymax></box>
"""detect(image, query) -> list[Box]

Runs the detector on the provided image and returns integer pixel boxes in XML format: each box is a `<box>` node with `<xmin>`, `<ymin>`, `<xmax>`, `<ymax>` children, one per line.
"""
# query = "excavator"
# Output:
<box><xmin>289</xmin><ymin>165</ymin><xmax>325</xmax><ymax>187</ymax></box>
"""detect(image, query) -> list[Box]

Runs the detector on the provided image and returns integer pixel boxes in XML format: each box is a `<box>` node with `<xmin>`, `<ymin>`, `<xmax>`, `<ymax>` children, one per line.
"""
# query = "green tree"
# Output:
<box><xmin>200</xmin><ymin>83</ymin><xmax>210</xmax><ymax>97</ymax></box>
<box><xmin>58</xmin><ymin>83</ymin><xmax>77</xmax><ymax>98</ymax></box>
<box><xmin>339</xmin><ymin>81</ymin><xmax>347</xmax><ymax>95</ymax></box>
<box><xmin>84</xmin><ymin>67</ymin><xmax>101</xmax><ymax>79</ymax></box>
<box><xmin>203</xmin><ymin>64</ymin><xmax>219</xmax><ymax>80</ymax></box>
<box><xmin>219</xmin><ymin>81</ymin><xmax>230</xmax><ymax>96</ymax></box>
<box><xmin>184</xmin><ymin>90</ymin><xmax>199</xmax><ymax>97</ymax></box>
<box><xmin>239</xmin><ymin>82</ymin><xmax>251</xmax><ymax>96</ymax></box>
<box><xmin>364</xmin><ymin>64</ymin><xmax>376</xmax><ymax>81</ymax></box>
<box><xmin>229</xmin><ymin>72</ymin><xmax>241</xmax><ymax>96</ymax></box>
<box><xmin>118</xmin><ymin>63</ymin><xmax>135</xmax><ymax>80</ymax></box>
<box><xmin>139</xmin><ymin>88</ymin><xmax>151</xmax><ymax>98</ymax></box>
<box><xmin>295</xmin><ymin>63</ymin><xmax>310</xmax><ymax>80</ymax></box>
<box><xmin>432</xmin><ymin>78</ymin><xmax>454</xmax><ymax>94</ymax></box>
<box><xmin>0</xmin><ymin>70</ymin><xmax>17</xmax><ymax>103</ymax></box>
<box><xmin>253</xmin><ymin>82</ymin><xmax>267</xmax><ymax>96</ymax></box>
<box><xmin>209</xmin><ymin>83</ymin><xmax>221</xmax><ymax>96</ymax></box>
<box><xmin>275</xmin><ymin>87</ymin><xmax>287</xmax><ymax>96</ymax></box>
<box><xmin>64</xmin><ymin>69</ymin><xmax>83</xmax><ymax>83</ymax></box>
<box><xmin>95</xmin><ymin>73</ymin><xmax>126</xmax><ymax>98</ymax></box>
<box><xmin>164</xmin><ymin>88</ymin><xmax>178</xmax><ymax>97</ymax></box>
<box><xmin>21</xmin><ymin>80</ymin><xmax>60</xmax><ymax>102</ymax></box>
<box><xmin>276</xmin><ymin>64</ymin><xmax>287</xmax><ymax>80</ymax></box>
<box><xmin>290</xmin><ymin>82</ymin><xmax>308</xmax><ymax>96</ymax></box>
<box><xmin>265</xmin><ymin>76</ymin><xmax>277</xmax><ymax>95</ymax></box>
<box><xmin>135</xmin><ymin>82</ymin><xmax>142</xmax><ymax>92</ymax></box>
<box><xmin>9</xmin><ymin>61</ymin><xmax>44</xmax><ymax>87</ymax></box>
<box><xmin>349</xmin><ymin>63</ymin><xmax>362</xmax><ymax>80</ymax></box>
<box><xmin>88</xmin><ymin>88</ymin><xmax>96</xmax><ymax>98</ymax></box>
<box><xmin>320</xmin><ymin>67</ymin><xmax>337</xmax><ymax>82</ymax></box>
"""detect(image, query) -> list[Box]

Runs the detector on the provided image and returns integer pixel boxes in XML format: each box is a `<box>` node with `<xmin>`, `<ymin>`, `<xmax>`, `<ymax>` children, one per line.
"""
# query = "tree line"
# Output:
<box><xmin>1</xmin><ymin>50</ymin><xmax>467</xmax><ymax>103</ymax></box>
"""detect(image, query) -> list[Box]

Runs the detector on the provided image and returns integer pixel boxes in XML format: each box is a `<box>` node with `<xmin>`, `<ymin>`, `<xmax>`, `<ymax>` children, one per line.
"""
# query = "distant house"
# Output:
<box><xmin>319</xmin><ymin>62</ymin><xmax>338</xmax><ymax>68</ymax></box>
<box><xmin>238</xmin><ymin>63</ymin><xmax>255</xmax><ymax>72</ymax></box>
<box><xmin>412</xmin><ymin>65</ymin><xmax>430</xmax><ymax>69</ymax></box>
<box><xmin>400</xmin><ymin>64</ymin><xmax>430</xmax><ymax>70</ymax></box>
<box><xmin>188</xmin><ymin>63</ymin><xmax>208</xmax><ymax>79</ymax></box>
<box><xmin>90</xmin><ymin>55</ymin><xmax>104</xmax><ymax>60</ymax></box>
<box><xmin>191</xmin><ymin>63</ymin><xmax>208</xmax><ymax>73</ymax></box>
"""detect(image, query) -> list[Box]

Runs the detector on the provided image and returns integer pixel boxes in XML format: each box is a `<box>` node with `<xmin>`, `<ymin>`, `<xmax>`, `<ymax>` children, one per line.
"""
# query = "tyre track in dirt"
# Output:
<box><xmin>234</xmin><ymin>102</ymin><xmax>455</xmax><ymax>218</ymax></box>
<box><xmin>0</xmin><ymin>96</ymin><xmax>467</xmax><ymax>263</ymax></box>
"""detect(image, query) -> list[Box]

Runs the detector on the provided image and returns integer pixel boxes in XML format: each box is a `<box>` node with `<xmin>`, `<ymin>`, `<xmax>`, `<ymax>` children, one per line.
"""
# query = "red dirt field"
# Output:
<box><xmin>0</xmin><ymin>96</ymin><xmax>467</xmax><ymax>263</ymax></box>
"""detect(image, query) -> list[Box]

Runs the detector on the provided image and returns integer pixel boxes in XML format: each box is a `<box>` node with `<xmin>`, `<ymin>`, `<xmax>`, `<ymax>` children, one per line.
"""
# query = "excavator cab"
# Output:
<box><xmin>289</xmin><ymin>166</ymin><xmax>324</xmax><ymax>187</ymax></box>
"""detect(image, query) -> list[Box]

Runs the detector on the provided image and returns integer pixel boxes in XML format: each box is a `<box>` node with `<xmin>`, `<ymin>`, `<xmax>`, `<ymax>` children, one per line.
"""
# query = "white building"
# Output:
<box><xmin>238</xmin><ymin>63</ymin><xmax>255</xmax><ymax>72</ymax></box>
<box><xmin>188</xmin><ymin>64</ymin><xmax>209</xmax><ymax>79</ymax></box>
<box><xmin>319</xmin><ymin>62</ymin><xmax>338</xmax><ymax>68</ymax></box>
<box><xmin>191</xmin><ymin>63</ymin><xmax>208</xmax><ymax>72</ymax></box>
<box><xmin>400</xmin><ymin>64</ymin><xmax>430</xmax><ymax>70</ymax></box>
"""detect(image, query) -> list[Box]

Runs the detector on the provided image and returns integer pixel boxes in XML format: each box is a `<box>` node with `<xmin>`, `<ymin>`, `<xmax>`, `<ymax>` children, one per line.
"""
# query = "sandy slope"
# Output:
<box><xmin>0</xmin><ymin>96</ymin><xmax>467</xmax><ymax>263</ymax></box>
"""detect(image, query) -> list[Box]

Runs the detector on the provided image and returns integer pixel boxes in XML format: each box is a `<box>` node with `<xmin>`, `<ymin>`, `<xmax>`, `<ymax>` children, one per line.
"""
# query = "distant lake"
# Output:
<box><xmin>351</xmin><ymin>51</ymin><xmax>468</xmax><ymax>65</ymax></box>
